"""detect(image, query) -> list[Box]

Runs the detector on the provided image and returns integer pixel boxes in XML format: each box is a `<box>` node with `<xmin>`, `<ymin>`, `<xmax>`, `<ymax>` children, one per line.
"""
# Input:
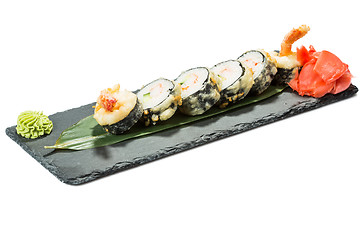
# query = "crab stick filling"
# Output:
<box><xmin>176</xmin><ymin>68</ymin><xmax>209</xmax><ymax>98</ymax></box>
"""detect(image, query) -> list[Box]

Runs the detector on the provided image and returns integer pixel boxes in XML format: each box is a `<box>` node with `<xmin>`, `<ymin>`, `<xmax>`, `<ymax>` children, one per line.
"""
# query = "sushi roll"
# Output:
<box><xmin>137</xmin><ymin>78</ymin><xmax>182</xmax><ymax>126</ymax></box>
<box><xmin>210</xmin><ymin>60</ymin><xmax>254</xmax><ymax>108</ymax></box>
<box><xmin>269</xmin><ymin>50</ymin><xmax>301</xmax><ymax>85</ymax></box>
<box><xmin>237</xmin><ymin>50</ymin><xmax>277</xmax><ymax>95</ymax></box>
<box><xmin>175</xmin><ymin>67</ymin><xmax>220</xmax><ymax>116</ymax></box>
<box><xmin>94</xmin><ymin>84</ymin><xmax>143</xmax><ymax>135</ymax></box>
<box><xmin>270</xmin><ymin>25</ymin><xmax>310</xmax><ymax>85</ymax></box>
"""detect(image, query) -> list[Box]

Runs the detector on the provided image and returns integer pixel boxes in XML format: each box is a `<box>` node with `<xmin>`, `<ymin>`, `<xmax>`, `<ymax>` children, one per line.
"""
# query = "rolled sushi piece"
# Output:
<box><xmin>237</xmin><ymin>50</ymin><xmax>277</xmax><ymax>95</ymax></box>
<box><xmin>269</xmin><ymin>50</ymin><xmax>301</xmax><ymax>85</ymax></box>
<box><xmin>270</xmin><ymin>25</ymin><xmax>310</xmax><ymax>85</ymax></box>
<box><xmin>94</xmin><ymin>84</ymin><xmax>143</xmax><ymax>135</ymax></box>
<box><xmin>175</xmin><ymin>67</ymin><xmax>220</xmax><ymax>116</ymax></box>
<box><xmin>137</xmin><ymin>78</ymin><xmax>182</xmax><ymax>126</ymax></box>
<box><xmin>210</xmin><ymin>60</ymin><xmax>254</xmax><ymax>108</ymax></box>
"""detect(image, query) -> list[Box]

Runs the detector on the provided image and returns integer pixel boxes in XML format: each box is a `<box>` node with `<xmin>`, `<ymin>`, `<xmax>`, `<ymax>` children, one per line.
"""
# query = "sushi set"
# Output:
<box><xmin>6</xmin><ymin>25</ymin><xmax>358</xmax><ymax>184</ymax></box>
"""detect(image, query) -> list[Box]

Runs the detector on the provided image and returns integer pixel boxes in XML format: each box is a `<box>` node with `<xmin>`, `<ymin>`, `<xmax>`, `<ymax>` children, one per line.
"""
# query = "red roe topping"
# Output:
<box><xmin>288</xmin><ymin>45</ymin><xmax>352</xmax><ymax>98</ymax></box>
<box><xmin>98</xmin><ymin>93</ymin><xmax>117</xmax><ymax>112</ymax></box>
<box><xmin>97</xmin><ymin>84</ymin><xmax>120</xmax><ymax>112</ymax></box>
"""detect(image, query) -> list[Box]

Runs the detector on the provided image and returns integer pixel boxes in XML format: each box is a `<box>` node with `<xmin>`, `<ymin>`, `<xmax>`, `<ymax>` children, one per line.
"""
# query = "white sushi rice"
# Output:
<box><xmin>211</xmin><ymin>60</ymin><xmax>244</xmax><ymax>90</ymax></box>
<box><xmin>238</xmin><ymin>51</ymin><xmax>265</xmax><ymax>79</ymax></box>
<box><xmin>175</xmin><ymin>67</ymin><xmax>209</xmax><ymax>98</ymax></box>
<box><xmin>137</xmin><ymin>79</ymin><xmax>174</xmax><ymax>109</ymax></box>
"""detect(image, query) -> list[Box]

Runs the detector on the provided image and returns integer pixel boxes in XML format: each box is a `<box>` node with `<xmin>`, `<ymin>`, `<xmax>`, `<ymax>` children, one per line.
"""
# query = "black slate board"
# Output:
<box><xmin>6</xmin><ymin>85</ymin><xmax>358</xmax><ymax>185</ymax></box>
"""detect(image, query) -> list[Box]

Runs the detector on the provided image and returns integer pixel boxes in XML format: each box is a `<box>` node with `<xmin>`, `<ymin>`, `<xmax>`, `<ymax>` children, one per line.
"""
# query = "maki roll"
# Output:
<box><xmin>269</xmin><ymin>51</ymin><xmax>301</xmax><ymax>85</ymax></box>
<box><xmin>210</xmin><ymin>60</ymin><xmax>254</xmax><ymax>108</ymax></box>
<box><xmin>175</xmin><ymin>67</ymin><xmax>220</xmax><ymax>116</ymax></box>
<box><xmin>94</xmin><ymin>84</ymin><xmax>143</xmax><ymax>135</ymax></box>
<box><xmin>270</xmin><ymin>25</ymin><xmax>310</xmax><ymax>85</ymax></box>
<box><xmin>137</xmin><ymin>78</ymin><xmax>182</xmax><ymax>126</ymax></box>
<box><xmin>237</xmin><ymin>50</ymin><xmax>277</xmax><ymax>95</ymax></box>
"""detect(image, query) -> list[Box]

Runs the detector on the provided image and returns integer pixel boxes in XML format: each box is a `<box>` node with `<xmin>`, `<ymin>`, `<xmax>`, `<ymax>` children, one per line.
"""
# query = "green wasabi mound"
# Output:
<box><xmin>16</xmin><ymin>111</ymin><xmax>53</xmax><ymax>139</ymax></box>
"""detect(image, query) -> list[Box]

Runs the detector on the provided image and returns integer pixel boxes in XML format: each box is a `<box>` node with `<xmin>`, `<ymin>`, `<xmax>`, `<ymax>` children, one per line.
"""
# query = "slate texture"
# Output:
<box><xmin>6</xmin><ymin>85</ymin><xmax>358</xmax><ymax>185</ymax></box>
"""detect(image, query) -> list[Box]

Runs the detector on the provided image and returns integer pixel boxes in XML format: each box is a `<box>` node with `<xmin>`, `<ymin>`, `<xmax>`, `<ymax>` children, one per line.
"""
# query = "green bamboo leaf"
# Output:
<box><xmin>45</xmin><ymin>85</ymin><xmax>287</xmax><ymax>150</ymax></box>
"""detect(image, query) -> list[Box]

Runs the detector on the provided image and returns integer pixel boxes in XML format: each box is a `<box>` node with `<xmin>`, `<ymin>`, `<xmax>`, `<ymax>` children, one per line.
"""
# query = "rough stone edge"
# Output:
<box><xmin>63</xmin><ymin>84</ymin><xmax>358</xmax><ymax>185</ymax></box>
<box><xmin>4</xmin><ymin>102</ymin><xmax>97</xmax><ymax>184</ymax></box>
<box><xmin>5</xmin><ymin>85</ymin><xmax>358</xmax><ymax>185</ymax></box>
<box><xmin>5</xmin><ymin>127</ymin><xmax>68</xmax><ymax>184</ymax></box>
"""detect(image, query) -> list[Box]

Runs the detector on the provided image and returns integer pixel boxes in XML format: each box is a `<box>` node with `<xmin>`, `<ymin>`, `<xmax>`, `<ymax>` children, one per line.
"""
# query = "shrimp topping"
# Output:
<box><xmin>280</xmin><ymin>25</ymin><xmax>310</xmax><ymax>56</ymax></box>
<box><xmin>94</xmin><ymin>84</ymin><xmax>137</xmax><ymax>126</ymax></box>
<box><xmin>97</xmin><ymin>84</ymin><xmax>120</xmax><ymax>112</ymax></box>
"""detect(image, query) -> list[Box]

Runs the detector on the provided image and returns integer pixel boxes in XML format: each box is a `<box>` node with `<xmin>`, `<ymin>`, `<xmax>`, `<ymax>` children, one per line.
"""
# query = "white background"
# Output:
<box><xmin>1</xmin><ymin>1</ymin><xmax>359</xmax><ymax>239</ymax></box>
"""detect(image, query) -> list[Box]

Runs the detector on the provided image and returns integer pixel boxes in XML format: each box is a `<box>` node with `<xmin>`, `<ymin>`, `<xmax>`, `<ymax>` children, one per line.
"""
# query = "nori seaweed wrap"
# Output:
<box><xmin>175</xmin><ymin>67</ymin><xmax>220</xmax><ymax>116</ymax></box>
<box><xmin>137</xmin><ymin>78</ymin><xmax>182</xmax><ymax>126</ymax></box>
<box><xmin>238</xmin><ymin>50</ymin><xmax>277</xmax><ymax>95</ymax></box>
<box><xmin>94</xmin><ymin>84</ymin><xmax>143</xmax><ymax>135</ymax></box>
<box><xmin>210</xmin><ymin>60</ymin><xmax>254</xmax><ymax>108</ymax></box>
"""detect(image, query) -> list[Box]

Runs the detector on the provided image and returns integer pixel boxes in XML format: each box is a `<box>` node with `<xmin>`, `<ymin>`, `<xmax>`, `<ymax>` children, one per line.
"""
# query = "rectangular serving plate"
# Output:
<box><xmin>6</xmin><ymin>85</ymin><xmax>358</xmax><ymax>185</ymax></box>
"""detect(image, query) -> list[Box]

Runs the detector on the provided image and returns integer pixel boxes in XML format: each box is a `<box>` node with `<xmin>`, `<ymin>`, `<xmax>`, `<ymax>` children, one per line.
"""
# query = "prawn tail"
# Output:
<box><xmin>280</xmin><ymin>25</ymin><xmax>310</xmax><ymax>56</ymax></box>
